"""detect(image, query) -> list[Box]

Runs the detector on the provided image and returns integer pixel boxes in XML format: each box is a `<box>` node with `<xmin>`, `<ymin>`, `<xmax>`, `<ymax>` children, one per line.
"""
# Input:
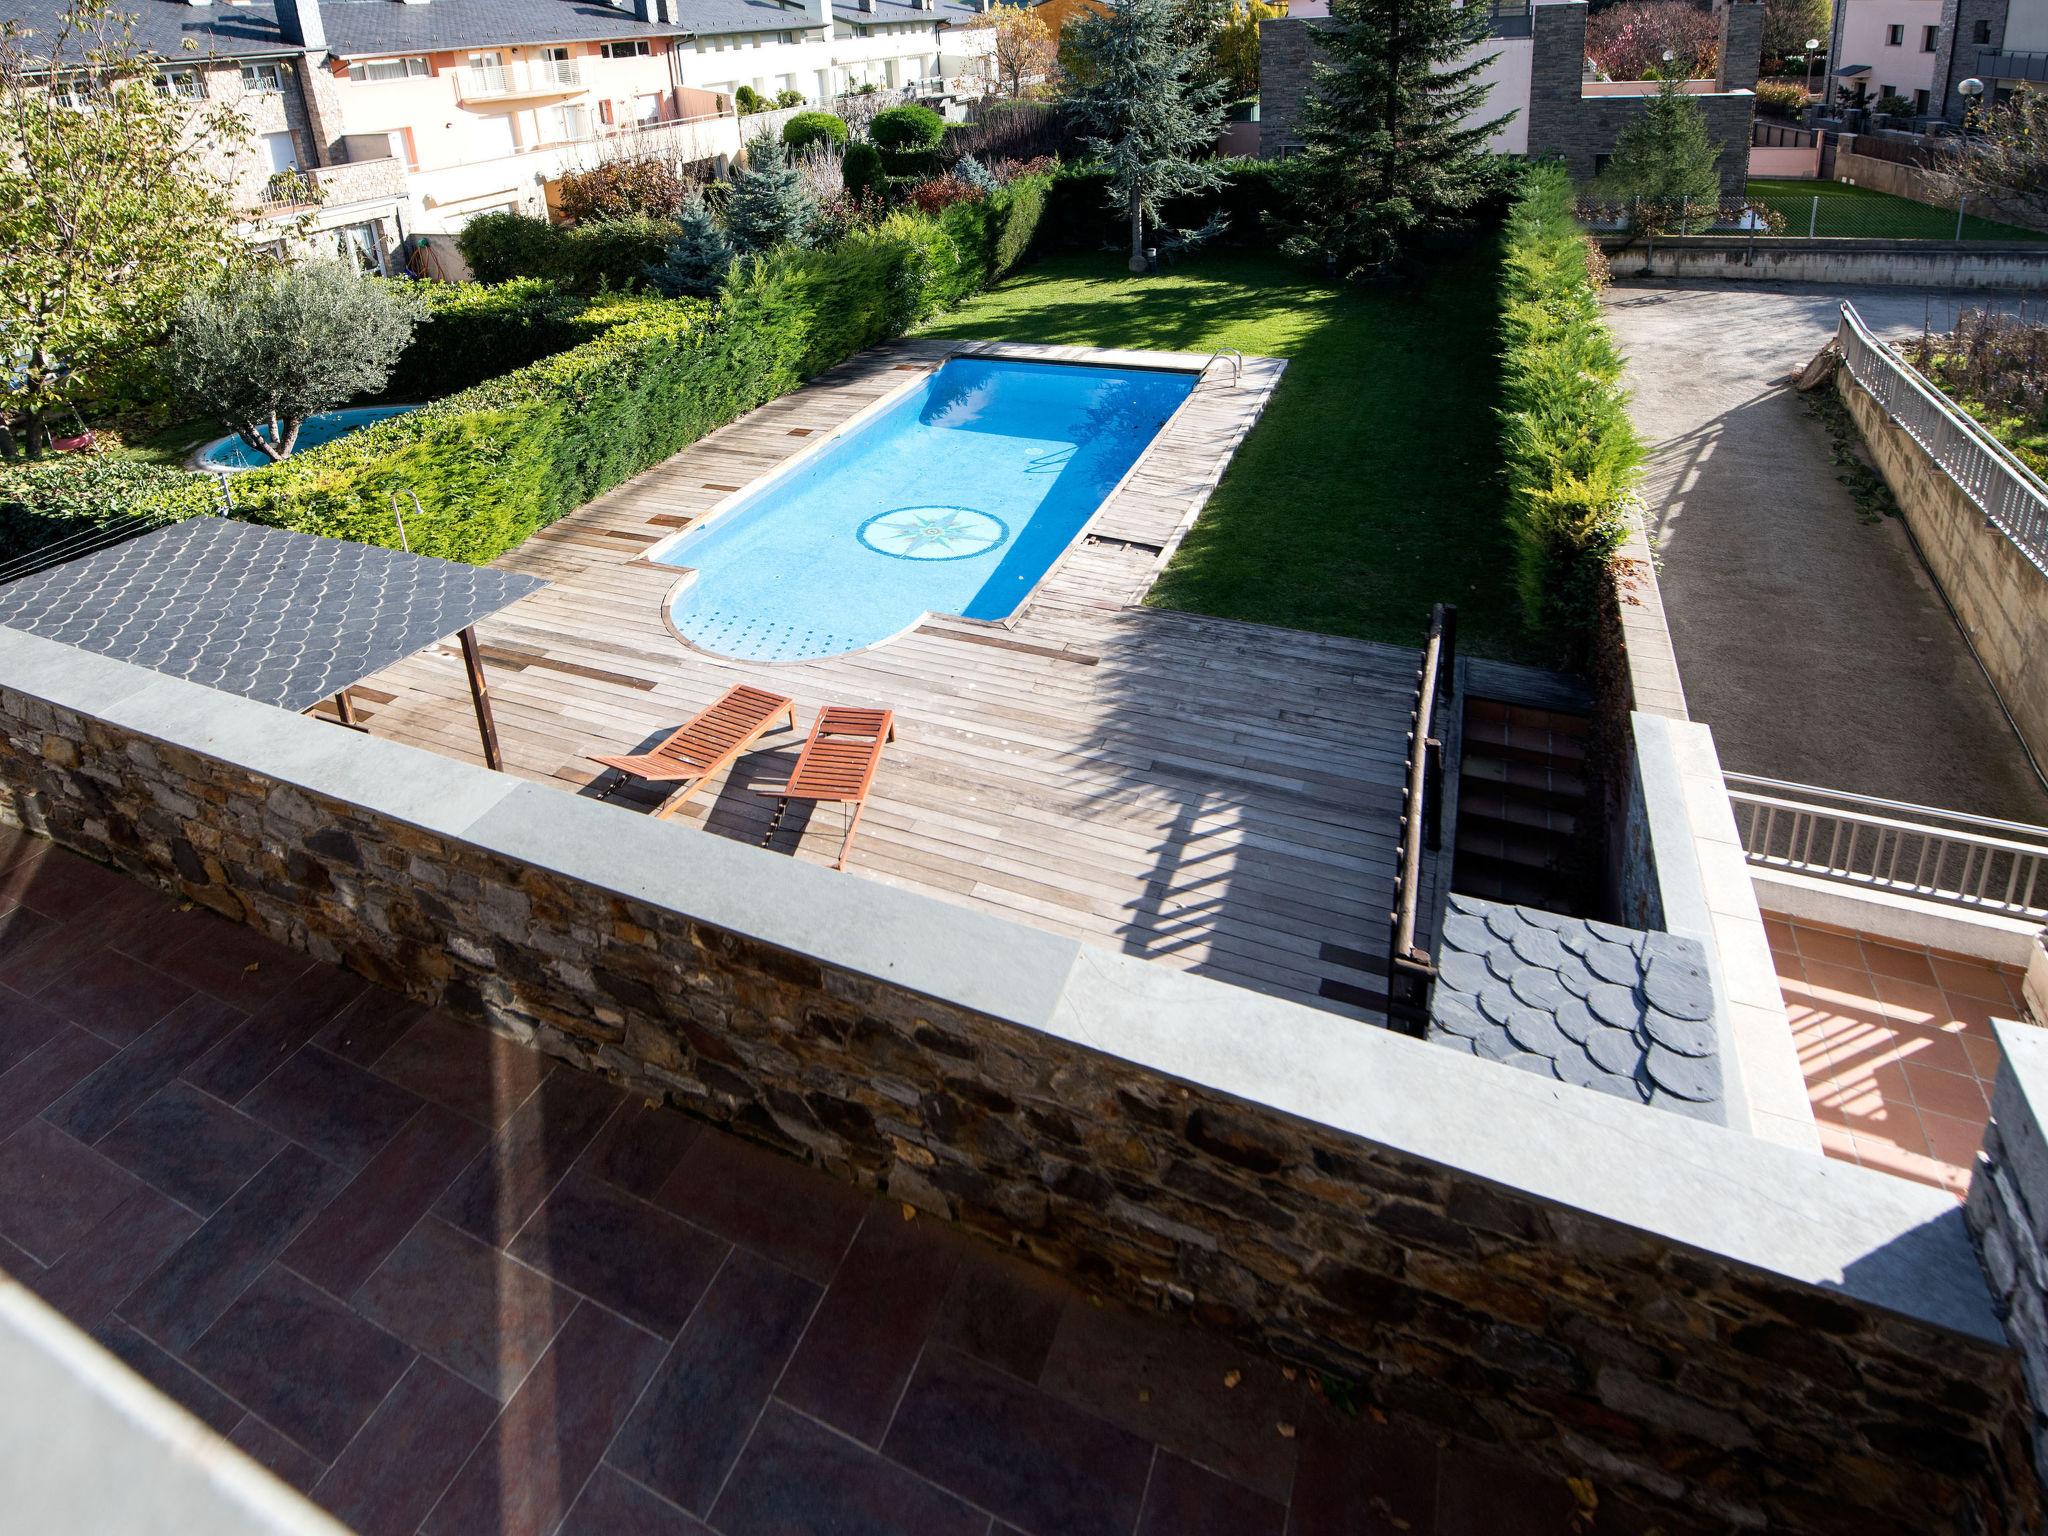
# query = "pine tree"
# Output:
<box><xmin>1283</xmin><ymin>0</ymin><xmax>1510</xmax><ymax>278</ymax></box>
<box><xmin>724</xmin><ymin>133</ymin><xmax>817</xmax><ymax>254</ymax></box>
<box><xmin>1591</xmin><ymin>75</ymin><xmax>1723</xmax><ymax>229</ymax></box>
<box><xmin>1063</xmin><ymin>0</ymin><xmax>1230</xmax><ymax>273</ymax></box>
<box><xmin>645</xmin><ymin>197</ymin><xmax>734</xmax><ymax>298</ymax></box>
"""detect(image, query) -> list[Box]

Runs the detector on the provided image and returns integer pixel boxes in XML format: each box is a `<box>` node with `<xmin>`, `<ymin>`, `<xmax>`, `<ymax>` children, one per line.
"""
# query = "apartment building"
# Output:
<box><xmin>14</xmin><ymin>0</ymin><xmax>994</xmax><ymax>274</ymax></box>
<box><xmin>1930</xmin><ymin>0</ymin><xmax>2048</xmax><ymax>120</ymax></box>
<box><xmin>1827</xmin><ymin>0</ymin><xmax>1946</xmax><ymax>111</ymax></box>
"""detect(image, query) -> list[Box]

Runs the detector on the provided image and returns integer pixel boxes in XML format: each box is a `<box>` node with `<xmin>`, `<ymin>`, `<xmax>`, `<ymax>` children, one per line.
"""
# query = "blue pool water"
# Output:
<box><xmin>653</xmin><ymin>358</ymin><xmax>1196</xmax><ymax>662</ymax></box>
<box><xmin>193</xmin><ymin>404</ymin><xmax>418</xmax><ymax>471</ymax></box>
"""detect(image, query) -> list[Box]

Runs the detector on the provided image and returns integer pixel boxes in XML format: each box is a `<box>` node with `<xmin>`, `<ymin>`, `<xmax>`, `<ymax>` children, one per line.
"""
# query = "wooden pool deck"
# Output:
<box><xmin>350</xmin><ymin>340</ymin><xmax>1436</xmax><ymax>1019</ymax></box>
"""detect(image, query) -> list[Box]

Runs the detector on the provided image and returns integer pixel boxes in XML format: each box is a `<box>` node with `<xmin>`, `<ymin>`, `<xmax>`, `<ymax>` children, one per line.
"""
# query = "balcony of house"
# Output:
<box><xmin>247</xmin><ymin>155</ymin><xmax>408</xmax><ymax>217</ymax></box>
<box><xmin>453</xmin><ymin>56</ymin><xmax>588</xmax><ymax>104</ymax></box>
<box><xmin>1975</xmin><ymin>46</ymin><xmax>2048</xmax><ymax>83</ymax></box>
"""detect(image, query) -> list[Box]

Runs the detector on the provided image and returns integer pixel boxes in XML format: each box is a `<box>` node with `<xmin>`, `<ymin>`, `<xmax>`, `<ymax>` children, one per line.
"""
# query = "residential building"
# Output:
<box><xmin>1259</xmin><ymin>0</ymin><xmax>1766</xmax><ymax>195</ymax></box>
<box><xmin>1826</xmin><ymin>0</ymin><xmax>1946</xmax><ymax>112</ymax></box>
<box><xmin>6</xmin><ymin>0</ymin><xmax>995</xmax><ymax>274</ymax></box>
<box><xmin>1930</xmin><ymin>0</ymin><xmax>2048</xmax><ymax>120</ymax></box>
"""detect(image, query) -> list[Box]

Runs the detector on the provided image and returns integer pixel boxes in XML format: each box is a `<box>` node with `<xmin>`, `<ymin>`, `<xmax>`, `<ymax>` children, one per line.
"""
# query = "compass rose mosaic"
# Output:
<box><xmin>856</xmin><ymin>505</ymin><xmax>1010</xmax><ymax>562</ymax></box>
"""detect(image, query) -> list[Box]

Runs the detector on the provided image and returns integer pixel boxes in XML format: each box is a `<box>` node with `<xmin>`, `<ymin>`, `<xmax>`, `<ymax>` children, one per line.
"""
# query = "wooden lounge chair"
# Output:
<box><xmin>588</xmin><ymin>683</ymin><xmax>796</xmax><ymax>819</ymax></box>
<box><xmin>756</xmin><ymin>706</ymin><xmax>896</xmax><ymax>870</ymax></box>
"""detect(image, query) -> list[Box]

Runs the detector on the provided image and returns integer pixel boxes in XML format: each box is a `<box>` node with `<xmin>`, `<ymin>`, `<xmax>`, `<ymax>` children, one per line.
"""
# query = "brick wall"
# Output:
<box><xmin>0</xmin><ymin>634</ymin><xmax>2040</xmax><ymax>1536</ymax></box>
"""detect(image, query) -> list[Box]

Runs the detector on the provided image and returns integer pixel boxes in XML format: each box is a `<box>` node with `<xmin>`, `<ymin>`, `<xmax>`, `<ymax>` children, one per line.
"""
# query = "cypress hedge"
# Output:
<box><xmin>1497</xmin><ymin>162</ymin><xmax>1645</xmax><ymax>663</ymax></box>
<box><xmin>148</xmin><ymin>176</ymin><xmax>1055</xmax><ymax>565</ymax></box>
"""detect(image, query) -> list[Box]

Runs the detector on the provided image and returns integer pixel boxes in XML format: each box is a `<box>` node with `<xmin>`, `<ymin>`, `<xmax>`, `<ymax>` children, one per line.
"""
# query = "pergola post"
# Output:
<box><xmin>456</xmin><ymin>626</ymin><xmax>504</xmax><ymax>772</ymax></box>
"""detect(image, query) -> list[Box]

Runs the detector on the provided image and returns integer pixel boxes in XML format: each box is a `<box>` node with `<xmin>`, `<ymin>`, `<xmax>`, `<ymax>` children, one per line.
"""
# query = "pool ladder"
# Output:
<box><xmin>1210</xmin><ymin>348</ymin><xmax>1245</xmax><ymax>387</ymax></box>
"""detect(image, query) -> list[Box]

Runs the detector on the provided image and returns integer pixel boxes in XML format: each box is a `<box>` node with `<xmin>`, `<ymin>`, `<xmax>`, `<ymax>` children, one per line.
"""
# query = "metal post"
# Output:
<box><xmin>456</xmin><ymin>625</ymin><xmax>505</xmax><ymax>772</ymax></box>
<box><xmin>1809</xmin><ymin>195</ymin><xmax>1819</xmax><ymax>238</ymax></box>
<box><xmin>1954</xmin><ymin>196</ymin><xmax>1966</xmax><ymax>242</ymax></box>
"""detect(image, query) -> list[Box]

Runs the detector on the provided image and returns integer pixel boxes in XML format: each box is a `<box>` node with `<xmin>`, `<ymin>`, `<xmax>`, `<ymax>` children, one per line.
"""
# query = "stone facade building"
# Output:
<box><xmin>1259</xmin><ymin>0</ymin><xmax>1767</xmax><ymax>197</ymax></box>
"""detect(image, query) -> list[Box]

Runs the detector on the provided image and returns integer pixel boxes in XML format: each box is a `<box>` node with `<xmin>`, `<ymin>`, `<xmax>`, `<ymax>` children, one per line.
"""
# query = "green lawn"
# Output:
<box><xmin>921</xmin><ymin>249</ymin><xmax>1532</xmax><ymax>660</ymax></box>
<box><xmin>1747</xmin><ymin>178</ymin><xmax>2046</xmax><ymax>242</ymax></box>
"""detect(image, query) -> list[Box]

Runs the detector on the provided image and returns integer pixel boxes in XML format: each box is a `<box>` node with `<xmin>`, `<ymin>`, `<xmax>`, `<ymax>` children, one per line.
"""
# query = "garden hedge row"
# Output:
<box><xmin>1036</xmin><ymin>160</ymin><xmax>1293</xmax><ymax>253</ymax></box>
<box><xmin>384</xmin><ymin>280</ymin><xmax>669</xmax><ymax>399</ymax></box>
<box><xmin>1497</xmin><ymin>162</ymin><xmax>1645</xmax><ymax>663</ymax></box>
<box><xmin>147</xmin><ymin>176</ymin><xmax>1056</xmax><ymax>564</ymax></box>
<box><xmin>453</xmin><ymin>212</ymin><xmax>679</xmax><ymax>293</ymax></box>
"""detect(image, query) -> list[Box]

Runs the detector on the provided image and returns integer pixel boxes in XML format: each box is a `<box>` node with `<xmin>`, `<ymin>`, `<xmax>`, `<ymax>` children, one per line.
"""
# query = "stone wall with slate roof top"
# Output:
<box><xmin>1430</xmin><ymin>895</ymin><xmax>1727</xmax><ymax>1123</ymax></box>
<box><xmin>0</xmin><ymin>627</ymin><xmax>2042</xmax><ymax>1536</ymax></box>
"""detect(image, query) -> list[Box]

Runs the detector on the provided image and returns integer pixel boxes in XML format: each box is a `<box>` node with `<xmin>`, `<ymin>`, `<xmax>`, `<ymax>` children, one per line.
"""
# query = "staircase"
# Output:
<box><xmin>1451</xmin><ymin>695</ymin><xmax>1593</xmax><ymax>914</ymax></box>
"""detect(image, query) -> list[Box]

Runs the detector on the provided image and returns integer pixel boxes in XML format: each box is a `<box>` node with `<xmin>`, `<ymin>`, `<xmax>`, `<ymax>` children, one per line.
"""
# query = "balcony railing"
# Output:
<box><xmin>455</xmin><ymin>58</ymin><xmax>585</xmax><ymax>101</ymax></box>
<box><xmin>249</xmin><ymin>157</ymin><xmax>408</xmax><ymax>214</ymax></box>
<box><xmin>1976</xmin><ymin>47</ymin><xmax>2048</xmax><ymax>83</ymax></box>
<box><xmin>1726</xmin><ymin>774</ymin><xmax>2048</xmax><ymax>919</ymax></box>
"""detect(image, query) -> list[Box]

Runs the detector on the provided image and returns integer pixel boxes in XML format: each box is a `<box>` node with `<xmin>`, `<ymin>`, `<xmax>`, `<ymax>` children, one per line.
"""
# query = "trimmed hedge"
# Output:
<box><xmin>0</xmin><ymin>455</ymin><xmax>190</xmax><ymax>567</ymax></box>
<box><xmin>1497</xmin><ymin>163</ymin><xmax>1644</xmax><ymax>662</ymax></box>
<box><xmin>1039</xmin><ymin>160</ymin><xmax>1292</xmax><ymax>251</ymax></box>
<box><xmin>453</xmin><ymin>212</ymin><xmax>679</xmax><ymax>293</ymax></box>
<box><xmin>782</xmin><ymin>111</ymin><xmax>849</xmax><ymax>152</ymax></box>
<box><xmin>144</xmin><ymin>176</ymin><xmax>1056</xmax><ymax>565</ymax></box>
<box><xmin>384</xmin><ymin>280</ymin><xmax>671</xmax><ymax>399</ymax></box>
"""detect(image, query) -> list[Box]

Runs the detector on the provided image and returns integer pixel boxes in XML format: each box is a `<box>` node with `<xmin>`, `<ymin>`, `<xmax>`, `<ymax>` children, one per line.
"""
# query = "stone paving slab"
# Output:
<box><xmin>0</xmin><ymin>828</ymin><xmax>1614</xmax><ymax>1536</ymax></box>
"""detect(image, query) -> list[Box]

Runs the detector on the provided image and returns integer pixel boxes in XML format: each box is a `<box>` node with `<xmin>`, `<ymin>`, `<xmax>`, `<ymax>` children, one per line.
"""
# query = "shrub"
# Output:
<box><xmin>735</xmin><ymin>84</ymin><xmax>766</xmax><ymax>113</ymax></box>
<box><xmin>869</xmin><ymin>103</ymin><xmax>947</xmax><ymax>150</ymax></box>
<box><xmin>905</xmin><ymin>175</ymin><xmax>978</xmax><ymax>213</ymax></box>
<box><xmin>555</xmin><ymin>156</ymin><xmax>695</xmax><ymax>222</ymax></box>
<box><xmin>953</xmin><ymin>154</ymin><xmax>1001</xmax><ymax>195</ymax></box>
<box><xmin>775</xmin><ymin>88</ymin><xmax>805</xmax><ymax>108</ymax></box>
<box><xmin>0</xmin><ymin>454</ymin><xmax>190</xmax><ymax>567</ymax></box>
<box><xmin>1497</xmin><ymin>163</ymin><xmax>1644</xmax><ymax>662</ymax></box>
<box><xmin>646</xmin><ymin>199</ymin><xmax>734</xmax><ymax>298</ymax></box>
<box><xmin>783</xmin><ymin>111</ymin><xmax>849</xmax><ymax>153</ymax></box>
<box><xmin>557</xmin><ymin>215</ymin><xmax>680</xmax><ymax>291</ymax></box>
<box><xmin>136</xmin><ymin>174</ymin><xmax>1058</xmax><ymax>565</ymax></box>
<box><xmin>456</xmin><ymin>211</ymin><xmax>566</xmax><ymax>284</ymax></box>
<box><xmin>1585</xmin><ymin>0</ymin><xmax>1720</xmax><ymax>79</ymax></box>
<box><xmin>842</xmin><ymin>140</ymin><xmax>886</xmax><ymax>202</ymax></box>
<box><xmin>726</xmin><ymin>134</ymin><xmax>816</xmax><ymax>253</ymax></box>
<box><xmin>389</xmin><ymin>281</ymin><xmax>671</xmax><ymax>398</ymax></box>
<box><xmin>1040</xmin><ymin>158</ymin><xmax>1288</xmax><ymax>250</ymax></box>
<box><xmin>1753</xmin><ymin>80</ymin><xmax>1808</xmax><ymax>119</ymax></box>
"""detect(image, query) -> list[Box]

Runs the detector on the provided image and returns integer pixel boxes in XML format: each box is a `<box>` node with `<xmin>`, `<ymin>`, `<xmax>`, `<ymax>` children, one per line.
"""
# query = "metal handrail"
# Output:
<box><xmin>1210</xmin><ymin>348</ymin><xmax>1244</xmax><ymax>386</ymax></box>
<box><xmin>1725</xmin><ymin>773</ymin><xmax>2048</xmax><ymax>919</ymax></box>
<box><xmin>1834</xmin><ymin>301</ymin><xmax>2048</xmax><ymax>577</ymax></box>
<box><xmin>1386</xmin><ymin>603</ymin><xmax>1456</xmax><ymax>1036</ymax></box>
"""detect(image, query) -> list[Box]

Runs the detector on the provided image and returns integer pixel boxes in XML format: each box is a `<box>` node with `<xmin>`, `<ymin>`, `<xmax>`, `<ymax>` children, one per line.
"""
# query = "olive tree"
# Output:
<box><xmin>169</xmin><ymin>260</ymin><xmax>426</xmax><ymax>462</ymax></box>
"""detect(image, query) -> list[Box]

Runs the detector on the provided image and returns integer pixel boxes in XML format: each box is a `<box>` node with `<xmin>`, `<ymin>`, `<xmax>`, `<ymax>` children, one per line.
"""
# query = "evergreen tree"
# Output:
<box><xmin>645</xmin><ymin>197</ymin><xmax>734</xmax><ymax>297</ymax></box>
<box><xmin>724</xmin><ymin>133</ymin><xmax>816</xmax><ymax>254</ymax></box>
<box><xmin>1282</xmin><ymin>0</ymin><xmax>1510</xmax><ymax>278</ymax></box>
<box><xmin>1063</xmin><ymin>0</ymin><xmax>1229</xmax><ymax>272</ymax></box>
<box><xmin>1591</xmin><ymin>75</ymin><xmax>1722</xmax><ymax>229</ymax></box>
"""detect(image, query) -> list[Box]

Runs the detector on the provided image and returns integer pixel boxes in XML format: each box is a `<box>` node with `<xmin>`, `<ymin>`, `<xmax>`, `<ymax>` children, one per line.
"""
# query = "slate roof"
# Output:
<box><xmin>316</xmin><ymin>0</ymin><xmax>705</xmax><ymax>55</ymax></box>
<box><xmin>0</xmin><ymin>518</ymin><xmax>544</xmax><ymax>714</ymax></box>
<box><xmin>1427</xmin><ymin>894</ymin><xmax>1727</xmax><ymax>1124</ymax></box>
<box><xmin>1</xmin><ymin>0</ymin><xmax>298</xmax><ymax>60</ymax></box>
<box><xmin>831</xmin><ymin>0</ymin><xmax>980</xmax><ymax>26</ymax></box>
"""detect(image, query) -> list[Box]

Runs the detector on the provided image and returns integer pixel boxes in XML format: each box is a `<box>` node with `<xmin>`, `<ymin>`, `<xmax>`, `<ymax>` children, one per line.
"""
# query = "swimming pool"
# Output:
<box><xmin>650</xmin><ymin>356</ymin><xmax>1197</xmax><ymax>662</ymax></box>
<box><xmin>192</xmin><ymin>404</ymin><xmax>418</xmax><ymax>471</ymax></box>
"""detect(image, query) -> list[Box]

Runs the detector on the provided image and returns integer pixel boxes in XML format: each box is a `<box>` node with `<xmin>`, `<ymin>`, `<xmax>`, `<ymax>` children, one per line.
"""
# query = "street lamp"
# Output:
<box><xmin>1805</xmin><ymin>37</ymin><xmax>1822</xmax><ymax>102</ymax></box>
<box><xmin>1959</xmin><ymin>76</ymin><xmax>1985</xmax><ymax>129</ymax></box>
<box><xmin>1661</xmin><ymin>46</ymin><xmax>1675</xmax><ymax>81</ymax></box>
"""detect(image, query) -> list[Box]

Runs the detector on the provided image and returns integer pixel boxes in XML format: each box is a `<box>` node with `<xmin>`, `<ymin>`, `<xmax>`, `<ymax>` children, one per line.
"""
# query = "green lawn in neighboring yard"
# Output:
<box><xmin>1747</xmin><ymin>178</ymin><xmax>2046</xmax><ymax>242</ymax></box>
<box><xmin>921</xmin><ymin>248</ymin><xmax>1532</xmax><ymax>660</ymax></box>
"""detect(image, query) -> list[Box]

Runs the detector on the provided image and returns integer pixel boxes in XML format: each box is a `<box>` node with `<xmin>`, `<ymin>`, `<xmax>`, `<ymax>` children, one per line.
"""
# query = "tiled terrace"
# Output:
<box><xmin>1769</xmin><ymin>914</ymin><xmax>2018</xmax><ymax>1197</ymax></box>
<box><xmin>0</xmin><ymin>830</ymin><xmax>1604</xmax><ymax>1536</ymax></box>
<box><xmin>343</xmin><ymin>341</ymin><xmax>1436</xmax><ymax>1022</ymax></box>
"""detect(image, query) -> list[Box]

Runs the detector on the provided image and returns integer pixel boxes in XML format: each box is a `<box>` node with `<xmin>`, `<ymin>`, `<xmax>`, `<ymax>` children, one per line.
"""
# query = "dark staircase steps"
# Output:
<box><xmin>1451</xmin><ymin>696</ymin><xmax>1594</xmax><ymax>916</ymax></box>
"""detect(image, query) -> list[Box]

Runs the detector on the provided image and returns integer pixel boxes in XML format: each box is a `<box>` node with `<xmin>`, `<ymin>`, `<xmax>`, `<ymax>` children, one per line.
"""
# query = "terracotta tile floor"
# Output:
<box><xmin>1767</xmin><ymin>915</ymin><xmax>2025</xmax><ymax>1199</ymax></box>
<box><xmin>0</xmin><ymin>827</ymin><xmax>1642</xmax><ymax>1536</ymax></box>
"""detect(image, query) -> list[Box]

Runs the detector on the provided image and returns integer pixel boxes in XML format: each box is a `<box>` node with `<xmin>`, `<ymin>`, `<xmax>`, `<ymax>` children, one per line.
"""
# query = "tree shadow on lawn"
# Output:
<box><xmin>924</xmin><ymin>249</ymin><xmax>1535</xmax><ymax>662</ymax></box>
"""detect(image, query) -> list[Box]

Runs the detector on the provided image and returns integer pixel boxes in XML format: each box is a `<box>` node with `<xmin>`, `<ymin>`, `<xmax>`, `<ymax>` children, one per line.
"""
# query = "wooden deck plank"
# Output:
<box><xmin>359</xmin><ymin>340</ymin><xmax>1435</xmax><ymax>1024</ymax></box>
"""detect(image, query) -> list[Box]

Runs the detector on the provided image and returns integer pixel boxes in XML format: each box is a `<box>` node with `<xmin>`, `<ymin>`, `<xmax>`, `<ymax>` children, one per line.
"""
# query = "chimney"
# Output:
<box><xmin>857</xmin><ymin>0</ymin><xmax>874</xmax><ymax>13</ymax></box>
<box><xmin>277</xmin><ymin>0</ymin><xmax>326</xmax><ymax>50</ymax></box>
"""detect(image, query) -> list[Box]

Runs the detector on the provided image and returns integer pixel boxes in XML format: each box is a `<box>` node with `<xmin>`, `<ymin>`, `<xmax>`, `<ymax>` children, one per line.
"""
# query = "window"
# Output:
<box><xmin>241</xmin><ymin>61</ymin><xmax>286</xmax><ymax>93</ymax></box>
<box><xmin>1972</xmin><ymin>19</ymin><xmax>1991</xmax><ymax>42</ymax></box>
<box><xmin>539</xmin><ymin>102</ymin><xmax>592</xmax><ymax>141</ymax></box>
<box><xmin>347</xmin><ymin>57</ymin><xmax>430</xmax><ymax>82</ymax></box>
<box><xmin>1884</xmin><ymin>24</ymin><xmax>1903</xmax><ymax>45</ymax></box>
<box><xmin>262</xmin><ymin>130</ymin><xmax>298</xmax><ymax>173</ymax></box>
<box><xmin>1922</xmin><ymin>24</ymin><xmax>1939</xmax><ymax>51</ymax></box>
<box><xmin>1914</xmin><ymin>87</ymin><xmax>1930</xmax><ymax>111</ymax></box>
<box><xmin>155</xmin><ymin>68</ymin><xmax>203</xmax><ymax>99</ymax></box>
<box><xmin>335</xmin><ymin>221</ymin><xmax>385</xmax><ymax>275</ymax></box>
<box><xmin>600</xmin><ymin>39</ymin><xmax>651</xmax><ymax>57</ymax></box>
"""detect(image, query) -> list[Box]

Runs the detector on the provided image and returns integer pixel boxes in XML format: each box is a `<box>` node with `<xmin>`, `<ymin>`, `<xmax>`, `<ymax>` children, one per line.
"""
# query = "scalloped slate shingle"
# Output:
<box><xmin>0</xmin><ymin>519</ymin><xmax>544</xmax><ymax>714</ymax></box>
<box><xmin>1427</xmin><ymin>894</ymin><xmax>1726</xmax><ymax>1124</ymax></box>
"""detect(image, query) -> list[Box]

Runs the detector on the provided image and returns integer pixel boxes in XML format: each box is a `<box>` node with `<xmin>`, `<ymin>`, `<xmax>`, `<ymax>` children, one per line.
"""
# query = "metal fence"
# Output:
<box><xmin>1833</xmin><ymin>301</ymin><xmax>2048</xmax><ymax>577</ymax></box>
<box><xmin>1725</xmin><ymin>774</ymin><xmax>2048</xmax><ymax>920</ymax></box>
<box><xmin>1578</xmin><ymin>193</ymin><xmax>2039</xmax><ymax>242</ymax></box>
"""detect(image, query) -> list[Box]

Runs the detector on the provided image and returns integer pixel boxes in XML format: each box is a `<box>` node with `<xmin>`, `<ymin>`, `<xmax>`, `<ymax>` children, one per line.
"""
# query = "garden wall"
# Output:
<box><xmin>1835</xmin><ymin>363</ymin><xmax>2048</xmax><ymax>767</ymax></box>
<box><xmin>1604</xmin><ymin>234</ymin><xmax>2048</xmax><ymax>289</ymax></box>
<box><xmin>0</xmin><ymin>627</ymin><xmax>2039</xmax><ymax>1536</ymax></box>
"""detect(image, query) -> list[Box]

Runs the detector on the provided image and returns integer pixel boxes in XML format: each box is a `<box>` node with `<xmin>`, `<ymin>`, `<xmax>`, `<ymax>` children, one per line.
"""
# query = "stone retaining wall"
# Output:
<box><xmin>1970</xmin><ymin>1021</ymin><xmax>2048</xmax><ymax>1497</ymax></box>
<box><xmin>0</xmin><ymin>629</ymin><xmax>2040</xmax><ymax>1535</ymax></box>
<box><xmin>1836</xmin><ymin>364</ymin><xmax>2048</xmax><ymax>767</ymax></box>
<box><xmin>1604</xmin><ymin>234</ymin><xmax>2048</xmax><ymax>289</ymax></box>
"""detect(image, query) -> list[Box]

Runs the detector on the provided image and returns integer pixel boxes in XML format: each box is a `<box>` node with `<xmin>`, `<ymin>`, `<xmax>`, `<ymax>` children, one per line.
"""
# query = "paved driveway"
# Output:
<box><xmin>1604</xmin><ymin>281</ymin><xmax>2048</xmax><ymax>823</ymax></box>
